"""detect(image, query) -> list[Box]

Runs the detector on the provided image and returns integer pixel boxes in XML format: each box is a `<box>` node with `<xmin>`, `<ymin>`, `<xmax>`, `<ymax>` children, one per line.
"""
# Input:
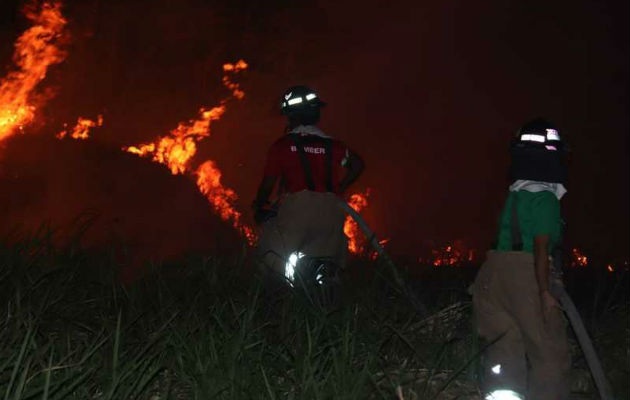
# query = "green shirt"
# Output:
<box><xmin>495</xmin><ymin>190</ymin><xmax>562</xmax><ymax>255</ymax></box>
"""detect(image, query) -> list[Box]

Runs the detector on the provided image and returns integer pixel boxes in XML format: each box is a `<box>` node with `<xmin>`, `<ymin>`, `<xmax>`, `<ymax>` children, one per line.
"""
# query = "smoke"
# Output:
<box><xmin>0</xmin><ymin>0</ymin><xmax>627</xmax><ymax>261</ymax></box>
<box><xmin>0</xmin><ymin>130</ymin><xmax>242</xmax><ymax>268</ymax></box>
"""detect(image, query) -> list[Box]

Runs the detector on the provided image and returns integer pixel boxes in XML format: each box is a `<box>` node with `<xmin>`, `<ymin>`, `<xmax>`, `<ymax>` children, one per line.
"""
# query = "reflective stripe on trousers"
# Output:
<box><xmin>255</xmin><ymin>190</ymin><xmax>346</xmax><ymax>276</ymax></box>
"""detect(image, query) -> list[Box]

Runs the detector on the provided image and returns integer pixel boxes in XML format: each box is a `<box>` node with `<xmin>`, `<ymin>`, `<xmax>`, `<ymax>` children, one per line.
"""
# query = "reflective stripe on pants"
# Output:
<box><xmin>255</xmin><ymin>190</ymin><xmax>347</xmax><ymax>276</ymax></box>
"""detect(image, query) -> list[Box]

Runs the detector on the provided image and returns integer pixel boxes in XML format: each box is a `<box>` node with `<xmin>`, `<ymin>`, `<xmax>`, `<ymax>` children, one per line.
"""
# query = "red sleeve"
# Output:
<box><xmin>263</xmin><ymin>141</ymin><xmax>282</xmax><ymax>177</ymax></box>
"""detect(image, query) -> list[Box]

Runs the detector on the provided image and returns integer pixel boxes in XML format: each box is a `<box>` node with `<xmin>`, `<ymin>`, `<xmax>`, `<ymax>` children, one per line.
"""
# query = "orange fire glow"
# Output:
<box><xmin>369</xmin><ymin>238</ymin><xmax>390</xmax><ymax>260</ymax></box>
<box><xmin>56</xmin><ymin>114</ymin><xmax>103</xmax><ymax>140</ymax></box>
<box><xmin>124</xmin><ymin>106</ymin><xmax>226</xmax><ymax>175</ymax></box>
<box><xmin>570</xmin><ymin>248</ymin><xmax>588</xmax><ymax>268</ymax></box>
<box><xmin>0</xmin><ymin>1</ymin><xmax>67</xmax><ymax>143</ymax></box>
<box><xmin>196</xmin><ymin>160</ymin><xmax>256</xmax><ymax>245</ymax></box>
<box><xmin>431</xmin><ymin>240</ymin><xmax>475</xmax><ymax>267</ymax></box>
<box><xmin>344</xmin><ymin>190</ymin><xmax>370</xmax><ymax>254</ymax></box>
<box><xmin>124</xmin><ymin>60</ymin><xmax>255</xmax><ymax>243</ymax></box>
<box><xmin>222</xmin><ymin>59</ymin><xmax>248</xmax><ymax>99</ymax></box>
<box><xmin>123</xmin><ymin>60</ymin><xmax>247</xmax><ymax>175</ymax></box>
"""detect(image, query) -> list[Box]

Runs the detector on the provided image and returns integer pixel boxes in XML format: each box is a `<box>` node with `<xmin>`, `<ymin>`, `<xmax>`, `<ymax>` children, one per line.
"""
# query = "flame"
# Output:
<box><xmin>57</xmin><ymin>114</ymin><xmax>103</xmax><ymax>140</ymax></box>
<box><xmin>570</xmin><ymin>248</ymin><xmax>588</xmax><ymax>267</ymax></box>
<box><xmin>369</xmin><ymin>238</ymin><xmax>390</xmax><ymax>260</ymax></box>
<box><xmin>0</xmin><ymin>1</ymin><xmax>67</xmax><ymax>142</ymax></box>
<box><xmin>123</xmin><ymin>60</ymin><xmax>247</xmax><ymax>175</ymax></box>
<box><xmin>344</xmin><ymin>190</ymin><xmax>370</xmax><ymax>254</ymax></box>
<box><xmin>222</xmin><ymin>60</ymin><xmax>248</xmax><ymax>99</ymax></box>
<box><xmin>124</xmin><ymin>60</ymin><xmax>255</xmax><ymax>243</ymax></box>
<box><xmin>124</xmin><ymin>106</ymin><xmax>226</xmax><ymax>175</ymax></box>
<box><xmin>431</xmin><ymin>240</ymin><xmax>475</xmax><ymax>267</ymax></box>
<box><xmin>195</xmin><ymin>160</ymin><xmax>256</xmax><ymax>244</ymax></box>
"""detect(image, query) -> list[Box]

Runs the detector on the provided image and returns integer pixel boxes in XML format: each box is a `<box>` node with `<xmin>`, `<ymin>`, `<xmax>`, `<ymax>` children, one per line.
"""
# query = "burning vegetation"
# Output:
<box><xmin>119</xmin><ymin>60</ymin><xmax>257</xmax><ymax>244</ymax></box>
<box><xmin>121</xmin><ymin>61</ymin><xmax>249</xmax><ymax>175</ymax></box>
<box><xmin>123</xmin><ymin>104</ymin><xmax>227</xmax><ymax>175</ymax></box>
<box><xmin>0</xmin><ymin>1</ymin><xmax>67</xmax><ymax>142</ymax></box>
<box><xmin>196</xmin><ymin>160</ymin><xmax>256</xmax><ymax>245</ymax></box>
<box><xmin>56</xmin><ymin>114</ymin><xmax>103</xmax><ymax>140</ymax></box>
<box><xmin>571</xmin><ymin>247</ymin><xmax>589</xmax><ymax>268</ymax></box>
<box><xmin>430</xmin><ymin>241</ymin><xmax>476</xmax><ymax>267</ymax></box>
<box><xmin>344</xmin><ymin>190</ymin><xmax>370</xmax><ymax>254</ymax></box>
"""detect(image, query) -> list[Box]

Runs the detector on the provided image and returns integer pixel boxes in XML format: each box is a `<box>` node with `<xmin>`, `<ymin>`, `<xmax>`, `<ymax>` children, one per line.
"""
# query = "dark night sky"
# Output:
<box><xmin>1</xmin><ymin>0</ymin><xmax>628</xmax><ymax>260</ymax></box>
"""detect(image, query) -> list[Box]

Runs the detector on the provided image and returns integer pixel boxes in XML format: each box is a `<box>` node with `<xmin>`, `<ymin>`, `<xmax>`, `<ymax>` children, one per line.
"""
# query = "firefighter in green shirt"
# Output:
<box><xmin>472</xmin><ymin>118</ymin><xmax>570</xmax><ymax>400</ymax></box>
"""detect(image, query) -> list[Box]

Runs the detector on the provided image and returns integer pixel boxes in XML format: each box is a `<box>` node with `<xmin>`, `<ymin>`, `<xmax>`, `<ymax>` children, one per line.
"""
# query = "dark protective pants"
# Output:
<box><xmin>472</xmin><ymin>251</ymin><xmax>570</xmax><ymax>400</ymax></box>
<box><xmin>255</xmin><ymin>190</ymin><xmax>347</xmax><ymax>277</ymax></box>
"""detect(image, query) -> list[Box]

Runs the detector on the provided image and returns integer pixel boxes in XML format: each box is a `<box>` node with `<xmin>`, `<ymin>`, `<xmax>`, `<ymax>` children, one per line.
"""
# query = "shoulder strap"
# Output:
<box><xmin>323</xmin><ymin>139</ymin><xmax>333</xmax><ymax>192</ymax></box>
<box><xmin>289</xmin><ymin>134</ymin><xmax>315</xmax><ymax>191</ymax></box>
<box><xmin>510</xmin><ymin>193</ymin><xmax>523</xmax><ymax>251</ymax></box>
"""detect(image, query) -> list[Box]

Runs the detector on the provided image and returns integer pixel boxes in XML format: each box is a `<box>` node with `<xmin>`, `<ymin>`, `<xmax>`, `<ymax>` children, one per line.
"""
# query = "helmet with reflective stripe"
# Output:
<box><xmin>513</xmin><ymin>118</ymin><xmax>566</xmax><ymax>153</ymax></box>
<box><xmin>509</xmin><ymin>118</ymin><xmax>568</xmax><ymax>184</ymax></box>
<box><xmin>281</xmin><ymin>85</ymin><xmax>326</xmax><ymax>115</ymax></box>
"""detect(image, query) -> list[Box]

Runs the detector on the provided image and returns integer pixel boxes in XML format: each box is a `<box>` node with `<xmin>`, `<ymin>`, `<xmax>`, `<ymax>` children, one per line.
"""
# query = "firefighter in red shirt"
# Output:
<box><xmin>253</xmin><ymin>85</ymin><xmax>364</xmax><ymax>281</ymax></box>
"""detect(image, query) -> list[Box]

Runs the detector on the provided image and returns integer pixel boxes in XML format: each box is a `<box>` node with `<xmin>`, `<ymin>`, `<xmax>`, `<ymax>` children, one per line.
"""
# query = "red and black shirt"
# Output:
<box><xmin>263</xmin><ymin>133</ymin><xmax>349</xmax><ymax>194</ymax></box>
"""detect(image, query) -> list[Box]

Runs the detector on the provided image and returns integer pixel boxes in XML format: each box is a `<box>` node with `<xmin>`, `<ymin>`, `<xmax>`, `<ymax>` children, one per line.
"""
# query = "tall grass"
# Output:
<box><xmin>0</xmin><ymin>228</ymin><xmax>626</xmax><ymax>399</ymax></box>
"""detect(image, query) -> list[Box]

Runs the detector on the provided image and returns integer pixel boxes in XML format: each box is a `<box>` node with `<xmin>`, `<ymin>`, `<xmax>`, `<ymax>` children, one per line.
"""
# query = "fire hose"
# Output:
<box><xmin>341</xmin><ymin>200</ymin><xmax>614</xmax><ymax>399</ymax></box>
<box><xmin>551</xmin><ymin>282</ymin><xmax>615</xmax><ymax>400</ymax></box>
<box><xmin>339</xmin><ymin>201</ymin><xmax>428</xmax><ymax>316</ymax></box>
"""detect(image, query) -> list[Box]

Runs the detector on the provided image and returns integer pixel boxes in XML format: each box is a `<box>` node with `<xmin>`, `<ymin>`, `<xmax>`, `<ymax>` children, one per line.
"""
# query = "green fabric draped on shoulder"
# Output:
<box><xmin>495</xmin><ymin>190</ymin><xmax>562</xmax><ymax>254</ymax></box>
